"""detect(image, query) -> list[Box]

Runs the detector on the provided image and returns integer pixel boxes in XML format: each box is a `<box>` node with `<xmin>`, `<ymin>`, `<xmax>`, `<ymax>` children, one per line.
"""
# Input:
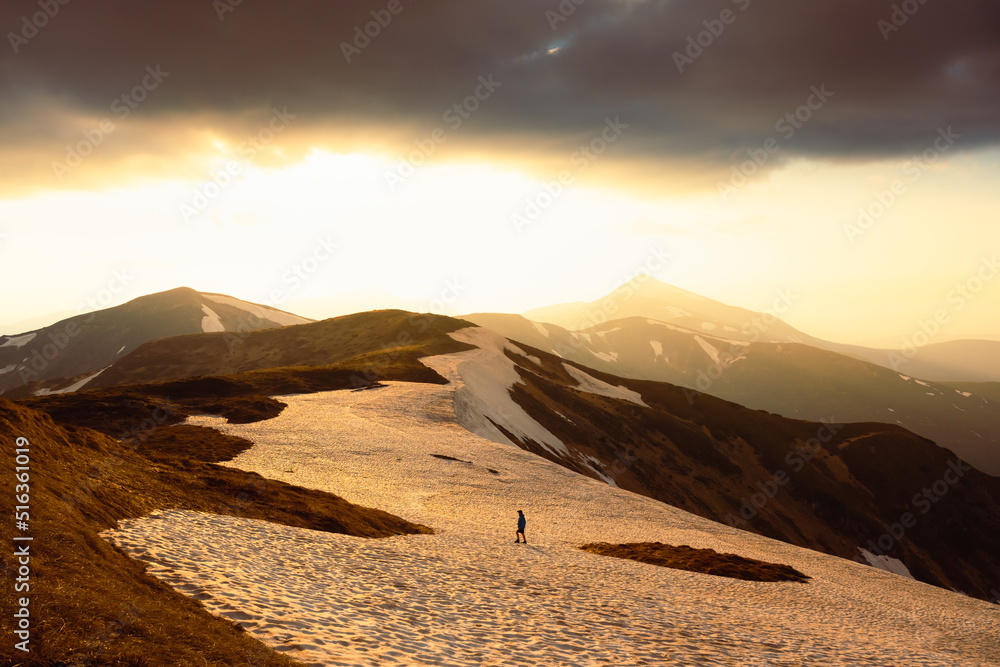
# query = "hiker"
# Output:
<box><xmin>516</xmin><ymin>510</ymin><xmax>527</xmax><ymax>544</ymax></box>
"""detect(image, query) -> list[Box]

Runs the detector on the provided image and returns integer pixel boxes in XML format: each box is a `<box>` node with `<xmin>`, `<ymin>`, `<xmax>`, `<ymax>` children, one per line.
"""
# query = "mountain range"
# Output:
<box><xmin>522</xmin><ymin>277</ymin><xmax>1000</xmax><ymax>382</ymax></box>
<box><xmin>465</xmin><ymin>278</ymin><xmax>1000</xmax><ymax>475</ymax></box>
<box><xmin>0</xmin><ymin>287</ymin><xmax>311</xmax><ymax>397</ymax></box>
<box><xmin>3</xmin><ymin>282</ymin><xmax>998</xmax><ymax>662</ymax></box>
<box><xmin>7</xmin><ymin>286</ymin><xmax>997</xmax><ymax>596</ymax></box>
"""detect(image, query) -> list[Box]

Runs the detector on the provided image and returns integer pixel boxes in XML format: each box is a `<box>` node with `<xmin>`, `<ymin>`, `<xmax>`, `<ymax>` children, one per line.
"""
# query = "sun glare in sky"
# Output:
<box><xmin>3</xmin><ymin>143</ymin><xmax>998</xmax><ymax>346</ymax></box>
<box><xmin>0</xmin><ymin>1</ymin><xmax>997</xmax><ymax>347</ymax></box>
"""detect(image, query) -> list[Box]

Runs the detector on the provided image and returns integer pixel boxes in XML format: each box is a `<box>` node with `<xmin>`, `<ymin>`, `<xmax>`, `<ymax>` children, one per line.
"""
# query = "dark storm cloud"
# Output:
<box><xmin>2</xmin><ymin>0</ymin><xmax>998</xmax><ymax>167</ymax></box>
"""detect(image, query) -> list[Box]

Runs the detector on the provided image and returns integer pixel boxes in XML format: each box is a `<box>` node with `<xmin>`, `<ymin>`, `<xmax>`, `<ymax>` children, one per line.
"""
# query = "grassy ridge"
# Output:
<box><xmin>496</xmin><ymin>341</ymin><xmax>1000</xmax><ymax>602</ymax></box>
<box><xmin>87</xmin><ymin>310</ymin><xmax>474</xmax><ymax>390</ymax></box>
<box><xmin>1</xmin><ymin>325</ymin><xmax>471</xmax><ymax>665</ymax></box>
<box><xmin>1</xmin><ymin>400</ymin><xmax>307</xmax><ymax>666</ymax></box>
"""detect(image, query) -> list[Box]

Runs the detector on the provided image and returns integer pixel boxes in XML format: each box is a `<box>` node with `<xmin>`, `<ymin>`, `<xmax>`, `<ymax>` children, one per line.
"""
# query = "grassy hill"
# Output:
<box><xmin>465</xmin><ymin>313</ymin><xmax>1000</xmax><ymax>475</ymax></box>
<box><xmin>0</xmin><ymin>287</ymin><xmax>312</xmax><ymax>397</ymax></box>
<box><xmin>2</xmin><ymin>311</ymin><xmax>481</xmax><ymax>663</ymax></box>
<box><xmin>0</xmin><ymin>393</ymin><xmax>431</xmax><ymax>666</ymax></box>
<box><xmin>483</xmin><ymin>339</ymin><xmax>1000</xmax><ymax>601</ymax></box>
<box><xmin>86</xmin><ymin>310</ymin><xmax>473</xmax><ymax>391</ymax></box>
<box><xmin>9</xmin><ymin>310</ymin><xmax>998</xmax><ymax>664</ymax></box>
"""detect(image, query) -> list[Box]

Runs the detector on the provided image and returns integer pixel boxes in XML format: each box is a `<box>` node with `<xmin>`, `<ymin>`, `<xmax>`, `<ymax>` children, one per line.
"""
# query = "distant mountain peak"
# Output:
<box><xmin>622</xmin><ymin>275</ymin><xmax>705</xmax><ymax>298</ymax></box>
<box><xmin>0</xmin><ymin>287</ymin><xmax>313</xmax><ymax>397</ymax></box>
<box><xmin>524</xmin><ymin>278</ymin><xmax>808</xmax><ymax>345</ymax></box>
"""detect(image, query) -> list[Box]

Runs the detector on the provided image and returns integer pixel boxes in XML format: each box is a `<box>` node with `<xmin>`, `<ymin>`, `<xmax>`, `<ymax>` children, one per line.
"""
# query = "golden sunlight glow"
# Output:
<box><xmin>2</xmin><ymin>146</ymin><xmax>998</xmax><ymax>346</ymax></box>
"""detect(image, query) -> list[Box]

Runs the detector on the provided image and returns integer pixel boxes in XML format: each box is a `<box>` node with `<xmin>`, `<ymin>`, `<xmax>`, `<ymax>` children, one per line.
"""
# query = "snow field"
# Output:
<box><xmin>101</xmin><ymin>330</ymin><xmax>1000</xmax><ymax>666</ymax></box>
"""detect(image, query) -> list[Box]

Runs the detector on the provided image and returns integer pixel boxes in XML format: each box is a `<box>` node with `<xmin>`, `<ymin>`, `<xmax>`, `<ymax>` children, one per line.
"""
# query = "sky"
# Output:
<box><xmin>0</xmin><ymin>0</ymin><xmax>998</xmax><ymax>347</ymax></box>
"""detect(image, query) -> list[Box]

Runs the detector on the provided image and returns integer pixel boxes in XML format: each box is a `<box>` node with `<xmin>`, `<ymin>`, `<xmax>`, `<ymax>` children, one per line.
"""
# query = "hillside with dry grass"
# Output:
<box><xmin>0</xmin><ymin>287</ymin><xmax>313</xmax><ymax>397</ymax></box>
<box><xmin>484</xmin><ymin>339</ymin><xmax>1000</xmax><ymax>602</ymax></box>
<box><xmin>465</xmin><ymin>313</ymin><xmax>1000</xmax><ymax>476</ymax></box>
<box><xmin>7</xmin><ymin>309</ymin><xmax>999</xmax><ymax>664</ymax></box>
<box><xmin>84</xmin><ymin>310</ymin><xmax>473</xmax><ymax>391</ymax></box>
<box><xmin>0</xmin><ymin>389</ymin><xmax>431</xmax><ymax>666</ymax></box>
<box><xmin>1</xmin><ymin>315</ymin><xmax>478</xmax><ymax>664</ymax></box>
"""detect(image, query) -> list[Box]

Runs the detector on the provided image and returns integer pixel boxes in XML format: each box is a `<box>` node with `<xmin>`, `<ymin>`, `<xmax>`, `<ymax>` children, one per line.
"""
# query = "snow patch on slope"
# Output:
<box><xmin>0</xmin><ymin>364</ymin><xmax>15</xmax><ymax>375</ymax></box>
<box><xmin>644</xmin><ymin>319</ymin><xmax>705</xmax><ymax>336</ymax></box>
<box><xmin>1</xmin><ymin>333</ymin><xmax>36</xmax><ymax>348</ymax></box>
<box><xmin>200</xmin><ymin>305</ymin><xmax>225</xmax><ymax>333</ymax></box>
<box><xmin>531</xmin><ymin>322</ymin><xmax>550</xmax><ymax>338</ymax></box>
<box><xmin>662</xmin><ymin>306</ymin><xmax>692</xmax><ymax>318</ymax></box>
<box><xmin>694</xmin><ymin>336</ymin><xmax>721</xmax><ymax>364</ymax></box>
<box><xmin>509</xmin><ymin>346</ymin><xmax>542</xmax><ymax>367</ymax></box>
<box><xmin>859</xmin><ymin>549</ymin><xmax>915</xmax><ymax>580</ymax></box>
<box><xmin>562</xmin><ymin>363</ymin><xmax>648</xmax><ymax>407</ymax></box>
<box><xmin>421</xmin><ymin>327</ymin><xmax>568</xmax><ymax>457</ymax></box>
<box><xmin>33</xmin><ymin>368</ymin><xmax>107</xmax><ymax>396</ymax></box>
<box><xmin>650</xmin><ymin>341</ymin><xmax>664</xmax><ymax>359</ymax></box>
<box><xmin>582</xmin><ymin>455</ymin><xmax>618</xmax><ymax>487</ymax></box>
<box><xmin>103</xmin><ymin>383</ymin><xmax>1000</xmax><ymax>667</ymax></box>
<box><xmin>202</xmin><ymin>293</ymin><xmax>311</xmax><ymax>327</ymax></box>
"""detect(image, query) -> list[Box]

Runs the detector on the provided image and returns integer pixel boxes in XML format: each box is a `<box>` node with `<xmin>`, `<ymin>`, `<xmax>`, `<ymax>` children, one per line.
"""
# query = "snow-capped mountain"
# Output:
<box><xmin>97</xmin><ymin>331</ymin><xmax>1000</xmax><ymax>665</ymax></box>
<box><xmin>418</xmin><ymin>327</ymin><xmax>1000</xmax><ymax>603</ymax></box>
<box><xmin>0</xmin><ymin>287</ymin><xmax>311</xmax><ymax>397</ymax></box>
<box><xmin>524</xmin><ymin>277</ymin><xmax>811</xmax><ymax>344</ymax></box>
<box><xmin>520</xmin><ymin>276</ymin><xmax>1000</xmax><ymax>382</ymax></box>
<box><xmin>11</xmin><ymin>305</ymin><xmax>1000</xmax><ymax>662</ymax></box>
<box><xmin>27</xmin><ymin>305</ymin><xmax>999</xmax><ymax>603</ymax></box>
<box><xmin>462</xmin><ymin>312</ymin><xmax>1000</xmax><ymax>475</ymax></box>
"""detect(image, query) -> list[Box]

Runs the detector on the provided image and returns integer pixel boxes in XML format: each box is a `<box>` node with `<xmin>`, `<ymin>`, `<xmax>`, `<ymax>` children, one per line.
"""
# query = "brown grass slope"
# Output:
<box><xmin>8</xmin><ymin>306</ymin><xmax>997</xmax><ymax>666</ymax></box>
<box><xmin>18</xmin><ymin>362</ymin><xmax>451</xmax><ymax>438</ymax></box>
<box><xmin>942</xmin><ymin>381</ymin><xmax>1000</xmax><ymax>405</ymax></box>
<box><xmin>62</xmin><ymin>312</ymin><xmax>998</xmax><ymax>603</ymax></box>
<box><xmin>497</xmin><ymin>342</ymin><xmax>1000</xmax><ymax>602</ymax></box>
<box><xmin>0</xmin><ymin>393</ymin><xmax>431</xmax><ymax>665</ymax></box>
<box><xmin>86</xmin><ymin>310</ymin><xmax>473</xmax><ymax>390</ymax></box>
<box><xmin>0</xmin><ymin>317</ymin><xmax>479</xmax><ymax>663</ymax></box>
<box><xmin>469</xmin><ymin>313</ymin><xmax>1000</xmax><ymax>476</ymax></box>
<box><xmin>580</xmin><ymin>543</ymin><xmax>810</xmax><ymax>583</ymax></box>
<box><xmin>697</xmin><ymin>342</ymin><xmax>1000</xmax><ymax>476</ymax></box>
